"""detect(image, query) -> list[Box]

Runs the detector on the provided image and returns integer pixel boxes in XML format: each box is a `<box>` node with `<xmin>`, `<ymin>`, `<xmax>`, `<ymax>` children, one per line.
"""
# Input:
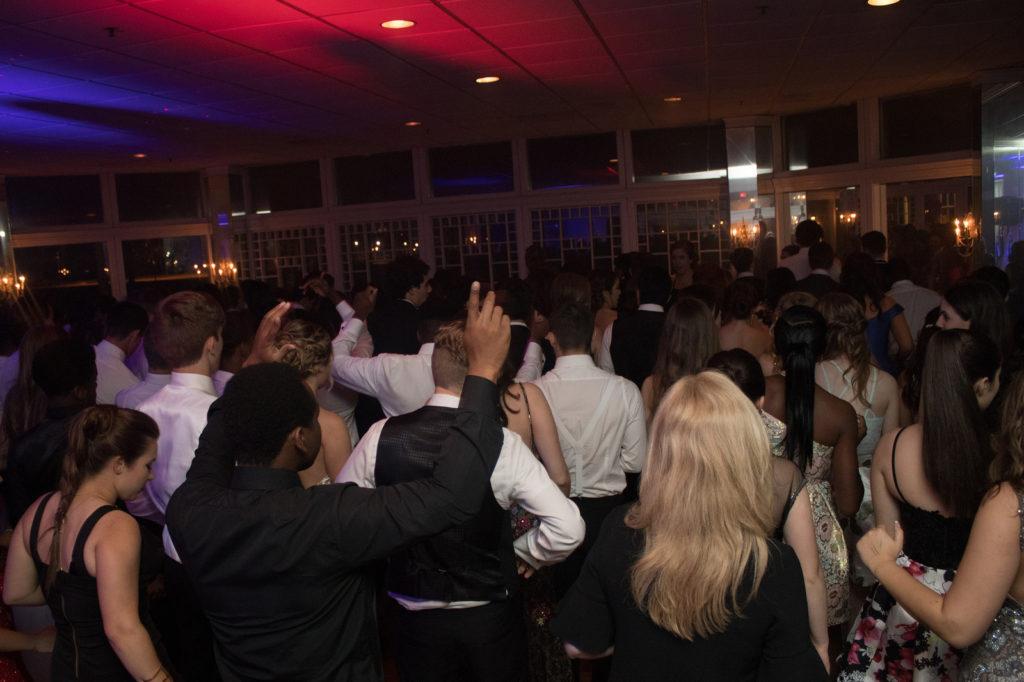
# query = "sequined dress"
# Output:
<box><xmin>762</xmin><ymin>411</ymin><xmax>850</xmax><ymax>626</ymax></box>
<box><xmin>958</xmin><ymin>488</ymin><xmax>1024</xmax><ymax>681</ymax></box>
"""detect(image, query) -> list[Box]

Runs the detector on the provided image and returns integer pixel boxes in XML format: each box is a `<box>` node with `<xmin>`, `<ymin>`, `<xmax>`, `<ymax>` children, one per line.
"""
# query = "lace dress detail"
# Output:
<box><xmin>762</xmin><ymin>410</ymin><xmax>850</xmax><ymax>626</ymax></box>
<box><xmin>958</xmin><ymin>489</ymin><xmax>1024</xmax><ymax>681</ymax></box>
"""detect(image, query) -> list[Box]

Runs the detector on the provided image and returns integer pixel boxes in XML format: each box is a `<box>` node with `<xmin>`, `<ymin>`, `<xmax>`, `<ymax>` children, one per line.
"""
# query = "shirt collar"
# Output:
<box><xmin>510</xmin><ymin>320</ymin><xmax>528</xmax><ymax>328</ymax></box>
<box><xmin>554</xmin><ymin>354</ymin><xmax>596</xmax><ymax>370</ymax></box>
<box><xmin>231</xmin><ymin>466</ymin><xmax>302</xmax><ymax>491</ymax></box>
<box><xmin>170</xmin><ymin>372</ymin><xmax>217</xmax><ymax>396</ymax></box>
<box><xmin>890</xmin><ymin>279</ymin><xmax>913</xmax><ymax>290</ymax></box>
<box><xmin>638</xmin><ymin>303</ymin><xmax>665</xmax><ymax>313</ymax></box>
<box><xmin>418</xmin><ymin>343</ymin><xmax>435</xmax><ymax>356</ymax></box>
<box><xmin>96</xmin><ymin>339</ymin><xmax>125</xmax><ymax>362</ymax></box>
<box><xmin>810</xmin><ymin>268</ymin><xmax>831</xmax><ymax>276</ymax></box>
<box><xmin>426</xmin><ymin>393</ymin><xmax>460</xmax><ymax>408</ymax></box>
<box><xmin>145</xmin><ymin>373</ymin><xmax>172</xmax><ymax>386</ymax></box>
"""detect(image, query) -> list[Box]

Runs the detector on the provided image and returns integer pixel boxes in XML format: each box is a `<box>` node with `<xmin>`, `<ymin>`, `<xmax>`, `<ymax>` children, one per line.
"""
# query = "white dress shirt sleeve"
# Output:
<box><xmin>618</xmin><ymin>380</ymin><xmax>648</xmax><ymax>474</ymax></box>
<box><xmin>514</xmin><ymin>341</ymin><xmax>543</xmax><ymax>383</ymax></box>
<box><xmin>331</xmin><ymin>320</ymin><xmax>392</xmax><ymax>398</ymax></box>
<box><xmin>335</xmin><ymin>300</ymin><xmax>356</xmax><ymax>323</ymax></box>
<box><xmin>490</xmin><ymin>430</ymin><xmax>585</xmax><ymax>569</ymax></box>
<box><xmin>335</xmin><ymin>420</ymin><xmax>384</xmax><ymax>487</ymax></box>
<box><xmin>597</xmin><ymin>323</ymin><xmax>615</xmax><ymax>373</ymax></box>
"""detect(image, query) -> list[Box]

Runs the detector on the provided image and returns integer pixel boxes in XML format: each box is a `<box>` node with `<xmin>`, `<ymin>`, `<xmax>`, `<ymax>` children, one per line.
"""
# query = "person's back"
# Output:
<box><xmin>886</xmin><ymin>258</ymin><xmax>940</xmax><ymax>343</ymax></box>
<box><xmin>94</xmin><ymin>302</ymin><xmax>147</xmax><ymax>405</ymax></box>
<box><xmin>368</xmin><ymin>256</ymin><xmax>430</xmax><ymax>356</ymax></box>
<box><xmin>604</xmin><ymin>266</ymin><xmax>669</xmax><ymax>387</ymax></box>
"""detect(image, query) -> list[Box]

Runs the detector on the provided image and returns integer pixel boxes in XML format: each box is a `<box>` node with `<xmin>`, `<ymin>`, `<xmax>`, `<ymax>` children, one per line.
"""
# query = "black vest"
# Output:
<box><xmin>609</xmin><ymin>309</ymin><xmax>665</xmax><ymax>388</ymax></box>
<box><xmin>374</xmin><ymin>406</ymin><xmax>516</xmax><ymax>602</ymax></box>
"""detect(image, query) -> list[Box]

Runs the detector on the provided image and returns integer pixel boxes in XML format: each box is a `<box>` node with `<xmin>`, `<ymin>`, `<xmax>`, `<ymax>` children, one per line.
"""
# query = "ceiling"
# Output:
<box><xmin>0</xmin><ymin>0</ymin><xmax>1022</xmax><ymax>174</ymax></box>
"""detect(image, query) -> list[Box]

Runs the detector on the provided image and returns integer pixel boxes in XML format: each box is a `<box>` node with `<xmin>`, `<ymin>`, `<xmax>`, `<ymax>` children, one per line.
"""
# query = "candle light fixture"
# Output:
<box><xmin>730</xmin><ymin>220</ymin><xmax>761</xmax><ymax>249</ymax></box>
<box><xmin>953</xmin><ymin>212</ymin><xmax>980</xmax><ymax>256</ymax></box>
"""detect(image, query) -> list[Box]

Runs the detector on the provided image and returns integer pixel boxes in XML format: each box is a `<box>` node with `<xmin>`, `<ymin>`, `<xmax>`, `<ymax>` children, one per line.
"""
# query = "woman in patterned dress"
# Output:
<box><xmin>840</xmin><ymin>329</ymin><xmax>1002</xmax><ymax>681</ymax></box>
<box><xmin>858</xmin><ymin>372</ymin><xmax>1024</xmax><ymax>681</ymax></box>
<box><xmin>761</xmin><ymin>306</ymin><xmax>861</xmax><ymax>658</ymax></box>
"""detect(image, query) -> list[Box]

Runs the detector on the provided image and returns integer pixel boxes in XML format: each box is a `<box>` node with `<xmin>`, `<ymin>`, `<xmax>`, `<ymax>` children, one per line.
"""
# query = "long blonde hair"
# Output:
<box><xmin>627</xmin><ymin>371</ymin><xmax>774</xmax><ymax>640</ymax></box>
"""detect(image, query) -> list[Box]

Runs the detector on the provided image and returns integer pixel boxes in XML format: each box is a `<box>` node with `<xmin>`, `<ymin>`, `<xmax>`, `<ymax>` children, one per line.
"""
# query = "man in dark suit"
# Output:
<box><xmin>368</xmin><ymin>255</ymin><xmax>431</xmax><ymax>356</ymax></box>
<box><xmin>797</xmin><ymin>241</ymin><xmax>840</xmax><ymax>300</ymax></box>
<box><xmin>597</xmin><ymin>265</ymin><xmax>670</xmax><ymax>388</ymax></box>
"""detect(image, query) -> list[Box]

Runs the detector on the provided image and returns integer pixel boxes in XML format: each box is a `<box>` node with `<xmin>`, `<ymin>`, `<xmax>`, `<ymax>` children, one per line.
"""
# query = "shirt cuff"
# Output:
<box><xmin>336</xmin><ymin>300</ymin><xmax>356</xmax><ymax>323</ymax></box>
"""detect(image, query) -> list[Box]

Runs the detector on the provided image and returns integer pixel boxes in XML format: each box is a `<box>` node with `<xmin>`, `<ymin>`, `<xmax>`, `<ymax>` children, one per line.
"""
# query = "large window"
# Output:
<box><xmin>786</xmin><ymin>187</ymin><xmax>861</xmax><ymax>256</ymax></box>
<box><xmin>249</xmin><ymin>161</ymin><xmax>322</xmax><ymax>213</ymax></box>
<box><xmin>5</xmin><ymin>175</ymin><xmax>103</xmax><ymax>228</ymax></box>
<box><xmin>432</xmin><ymin>211</ymin><xmax>518</xmax><ymax>285</ymax></box>
<box><xmin>236</xmin><ymin>225</ymin><xmax>326</xmax><ymax>289</ymax></box>
<box><xmin>14</xmin><ymin>242</ymin><xmax>109</xmax><ymax>291</ymax></box>
<box><xmin>116</xmin><ymin>172</ymin><xmax>203</xmax><ymax>222</ymax></box>
<box><xmin>528</xmin><ymin>133</ymin><xmax>619</xmax><ymax>190</ymax></box>
<box><xmin>636</xmin><ymin>198</ymin><xmax>728</xmax><ymax>266</ymax></box>
<box><xmin>882</xmin><ymin>85</ymin><xmax>979</xmax><ymax>159</ymax></box>
<box><xmin>886</xmin><ymin>178</ymin><xmax>977</xmax><ymax>234</ymax></box>
<box><xmin>785</xmin><ymin>105</ymin><xmax>859</xmax><ymax>170</ymax></box>
<box><xmin>530</xmin><ymin>205</ymin><xmax>621</xmax><ymax>273</ymax></box>
<box><xmin>429</xmin><ymin>142</ymin><xmax>514</xmax><ymax>197</ymax></box>
<box><xmin>335</xmin><ymin>151</ymin><xmax>415</xmax><ymax>205</ymax></box>
<box><xmin>631</xmin><ymin>124</ymin><xmax>727</xmax><ymax>182</ymax></box>
<box><xmin>338</xmin><ymin>218</ymin><xmax>420</xmax><ymax>290</ymax></box>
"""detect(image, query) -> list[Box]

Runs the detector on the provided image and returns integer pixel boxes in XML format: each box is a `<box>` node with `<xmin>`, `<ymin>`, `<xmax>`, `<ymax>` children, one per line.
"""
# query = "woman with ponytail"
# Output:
<box><xmin>3</xmin><ymin>406</ymin><xmax>172</xmax><ymax>682</ymax></box>
<box><xmin>761</xmin><ymin>306</ymin><xmax>861</xmax><ymax>648</ymax></box>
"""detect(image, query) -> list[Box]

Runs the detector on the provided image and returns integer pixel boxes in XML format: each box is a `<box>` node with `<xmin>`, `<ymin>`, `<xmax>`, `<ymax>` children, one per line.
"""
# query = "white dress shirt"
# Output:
<box><xmin>780</xmin><ymin>246</ymin><xmax>812</xmax><ymax>281</ymax></box>
<box><xmin>330</xmin><ymin>317</ymin><xmax>434</xmax><ymax>417</ymax></box>
<box><xmin>212</xmin><ymin>369</ymin><xmax>234</xmax><ymax>396</ymax></box>
<box><xmin>129</xmin><ymin>373</ymin><xmax>218</xmax><ymax>534</ymax></box>
<box><xmin>597</xmin><ymin>303</ymin><xmax>665</xmax><ymax>374</ymax></box>
<box><xmin>887</xmin><ymin>279</ymin><xmax>941</xmax><ymax>343</ymax></box>
<box><xmin>94</xmin><ymin>340</ymin><xmax>140</xmax><ymax>405</ymax></box>
<box><xmin>534</xmin><ymin>354</ymin><xmax>646</xmax><ymax>499</ymax></box>
<box><xmin>338</xmin><ymin>393</ymin><xmax>585</xmax><ymax>610</ymax></box>
<box><xmin>115</xmin><ymin>372</ymin><xmax>171</xmax><ymax>410</ymax></box>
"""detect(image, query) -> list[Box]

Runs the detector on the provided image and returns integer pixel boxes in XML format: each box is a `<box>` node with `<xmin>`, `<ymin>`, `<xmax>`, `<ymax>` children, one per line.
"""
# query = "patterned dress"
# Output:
<box><xmin>958</xmin><ymin>489</ymin><xmax>1024</xmax><ymax>681</ymax></box>
<box><xmin>762</xmin><ymin>411</ymin><xmax>850</xmax><ymax>626</ymax></box>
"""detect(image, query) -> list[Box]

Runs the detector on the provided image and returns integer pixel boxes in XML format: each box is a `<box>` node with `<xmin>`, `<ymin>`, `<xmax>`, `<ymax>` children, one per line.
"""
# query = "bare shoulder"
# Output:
<box><xmin>979</xmin><ymin>483</ymin><xmax>1024</xmax><ymax>521</ymax></box>
<box><xmin>91</xmin><ymin>509</ymin><xmax>141</xmax><ymax>546</ymax></box>
<box><xmin>318</xmin><ymin>408</ymin><xmax>348</xmax><ymax>434</ymax></box>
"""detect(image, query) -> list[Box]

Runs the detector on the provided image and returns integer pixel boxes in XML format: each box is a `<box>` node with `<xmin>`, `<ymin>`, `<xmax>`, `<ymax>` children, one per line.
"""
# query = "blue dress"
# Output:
<box><xmin>867</xmin><ymin>303</ymin><xmax>903</xmax><ymax>376</ymax></box>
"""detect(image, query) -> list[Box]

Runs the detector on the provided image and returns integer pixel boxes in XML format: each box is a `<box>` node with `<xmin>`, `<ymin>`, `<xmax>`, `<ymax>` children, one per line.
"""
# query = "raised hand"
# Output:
<box><xmin>857</xmin><ymin>520</ymin><xmax>904</xmax><ymax>576</ymax></box>
<box><xmin>243</xmin><ymin>301</ymin><xmax>294</xmax><ymax>367</ymax></box>
<box><xmin>463</xmin><ymin>282</ymin><xmax>510</xmax><ymax>383</ymax></box>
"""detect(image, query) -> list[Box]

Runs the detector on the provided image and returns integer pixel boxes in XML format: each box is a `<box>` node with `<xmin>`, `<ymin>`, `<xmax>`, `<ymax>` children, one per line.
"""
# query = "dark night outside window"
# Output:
<box><xmin>429</xmin><ymin>142</ymin><xmax>514</xmax><ymax>197</ymax></box>
<box><xmin>335</xmin><ymin>150</ymin><xmax>415</xmax><ymax>205</ymax></box>
<box><xmin>882</xmin><ymin>85</ymin><xmax>979</xmax><ymax>159</ymax></box>
<box><xmin>631</xmin><ymin>124</ymin><xmax>728</xmax><ymax>182</ymax></box>
<box><xmin>116</xmin><ymin>172</ymin><xmax>203</xmax><ymax>222</ymax></box>
<box><xmin>14</xmin><ymin>242</ymin><xmax>108</xmax><ymax>290</ymax></box>
<box><xmin>5</xmin><ymin>175</ymin><xmax>103</xmax><ymax>228</ymax></box>
<box><xmin>528</xmin><ymin>132</ymin><xmax>619</xmax><ymax>189</ymax></box>
<box><xmin>249</xmin><ymin>160</ymin><xmax>323</xmax><ymax>213</ymax></box>
<box><xmin>785</xmin><ymin>105</ymin><xmax>858</xmax><ymax>170</ymax></box>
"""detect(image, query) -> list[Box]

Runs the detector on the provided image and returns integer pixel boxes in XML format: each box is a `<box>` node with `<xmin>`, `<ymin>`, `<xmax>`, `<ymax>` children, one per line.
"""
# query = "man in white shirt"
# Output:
<box><xmin>780</xmin><ymin>219</ymin><xmax>824</xmax><ymax>282</ymax></box>
<box><xmin>338</xmin><ymin>319</ymin><xmax>583</xmax><ymax>681</ymax></box>
<box><xmin>886</xmin><ymin>258</ymin><xmax>940</xmax><ymax>342</ymax></box>
<box><xmin>94</xmin><ymin>301</ymin><xmax>148</xmax><ymax>404</ymax></box>
<box><xmin>115</xmin><ymin>327</ymin><xmax>170</xmax><ymax>409</ymax></box>
<box><xmin>534</xmin><ymin>302</ymin><xmax>646</xmax><ymax>596</ymax></box>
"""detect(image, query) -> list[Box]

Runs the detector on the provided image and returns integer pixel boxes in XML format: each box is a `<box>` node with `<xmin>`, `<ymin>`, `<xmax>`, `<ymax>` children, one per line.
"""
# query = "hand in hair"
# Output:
<box><xmin>244</xmin><ymin>302</ymin><xmax>295</xmax><ymax>367</ymax></box>
<box><xmin>464</xmin><ymin>282</ymin><xmax>510</xmax><ymax>383</ymax></box>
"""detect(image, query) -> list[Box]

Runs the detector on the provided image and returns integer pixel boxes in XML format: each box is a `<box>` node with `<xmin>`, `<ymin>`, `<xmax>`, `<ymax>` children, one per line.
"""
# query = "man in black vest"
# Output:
<box><xmin>597</xmin><ymin>265</ymin><xmax>671</xmax><ymax>388</ymax></box>
<box><xmin>339</xmin><ymin>321</ymin><xmax>584</xmax><ymax>682</ymax></box>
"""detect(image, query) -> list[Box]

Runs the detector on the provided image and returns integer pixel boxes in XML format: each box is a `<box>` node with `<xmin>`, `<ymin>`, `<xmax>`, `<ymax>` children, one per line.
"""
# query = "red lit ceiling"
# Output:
<box><xmin>0</xmin><ymin>0</ymin><xmax>1021</xmax><ymax>173</ymax></box>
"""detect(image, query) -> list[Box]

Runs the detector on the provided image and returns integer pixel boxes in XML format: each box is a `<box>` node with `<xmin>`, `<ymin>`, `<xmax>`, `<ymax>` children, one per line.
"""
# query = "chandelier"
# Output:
<box><xmin>729</xmin><ymin>220</ymin><xmax>760</xmax><ymax>249</ymax></box>
<box><xmin>953</xmin><ymin>212</ymin><xmax>979</xmax><ymax>256</ymax></box>
<box><xmin>0</xmin><ymin>271</ymin><xmax>26</xmax><ymax>301</ymax></box>
<box><xmin>193</xmin><ymin>260</ymin><xmax>239</xmax><ymax>288</ymax></box>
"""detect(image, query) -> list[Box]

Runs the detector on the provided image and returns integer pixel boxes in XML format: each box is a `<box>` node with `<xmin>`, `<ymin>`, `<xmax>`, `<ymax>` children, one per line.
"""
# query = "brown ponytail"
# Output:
<box><xmin>45</xmin><ymin>406</ymin><xmax>158</xmax><ymax>590</ymax></box>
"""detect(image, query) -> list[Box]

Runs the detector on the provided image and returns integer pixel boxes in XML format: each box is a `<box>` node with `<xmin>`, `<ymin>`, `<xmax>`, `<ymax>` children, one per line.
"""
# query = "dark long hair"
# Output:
<box><xmin>0</xmin><ymin>324</ymin><xmax>62</xmax><ymax>469</ymax></box>
<box><xmin>840</xmin><ymin>252</ymin><xmax>885</xmax><ymax>312</ymax></box>
<box><xmin>920</xmin><ymin>329</ymin><xmax>1000</xmax><ymax>518</ymax></box>
<box><xmin>496</xmin><ymin>321</ymin><xmax>531</xmax><ymax>427</ymax></box>
<box><xmin>774</xmin><ymin>306</ymin><xmax>827</xmax><ymax>472</ymax></box>
<box><xmin>945</xmin><ymin>279</ymin><xmax>1012</xmax><ymax>356</ymax></box>
<box><xmin>46</xmin><ymin>406</ymin><xmax>158</xmax><ymax>589</ymax></box>
<box><xmin>649</xmin><ymin>298</ymin><xmax>719</xmax><ymax>410</ymax></box>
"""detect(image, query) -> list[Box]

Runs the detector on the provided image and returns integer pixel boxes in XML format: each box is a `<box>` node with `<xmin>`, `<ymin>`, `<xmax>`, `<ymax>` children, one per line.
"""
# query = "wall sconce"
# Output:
<box><xmin>953</xmin><ymin>212</ymin><xmax>979</xmax><ymax>256</ymax></box>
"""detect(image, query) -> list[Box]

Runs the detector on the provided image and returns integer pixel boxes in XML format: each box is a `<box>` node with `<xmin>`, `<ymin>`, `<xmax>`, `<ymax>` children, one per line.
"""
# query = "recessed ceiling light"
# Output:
<box><xmin>866</xmin><ymin>0</ymin><xmax>900</xmax><ymax>5</ymax></box>
<box><xmin>381</xmin><ymin>19</ymin><xmax>416</xmax><ymax>29</ymax></box>
<box><xmin>663</xmin><ymin>96</ymin><xmax>682</xmax><ymax>103</ymax></box>
<box><xmin>404</xmin><ymin>120</ymin><xmax>422</xmax><ymax>127</ymax></box>
<box><xmin>475</xmin><ymin>75</ymin><xmax>500</xmax><ymax>84</ymax></box>
<box><xmin>132</xmin><ymin>153</ymin><xmax>147</xmax><ymax>158</ymax></box>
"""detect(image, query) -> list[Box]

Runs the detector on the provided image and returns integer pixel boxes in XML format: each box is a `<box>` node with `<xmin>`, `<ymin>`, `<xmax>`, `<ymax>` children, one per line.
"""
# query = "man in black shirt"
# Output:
<box><xmin>165</xmin><ymin>285</ymin><xmax>510</xmax><ymax>682</ymax></box>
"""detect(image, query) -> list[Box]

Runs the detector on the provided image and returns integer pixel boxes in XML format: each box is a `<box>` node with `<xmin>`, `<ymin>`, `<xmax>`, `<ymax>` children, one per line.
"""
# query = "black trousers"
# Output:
<box><xmin>554</xmin><ymin>494</ymin><xmax>625</xmax><ymax>599</ymax></box>
<box><xmin>163</xmin><ymin>557</ymin><xmax>221</xmax><ymax>682</ymax></box>
<box><xmin>397</xmin><ymin>599</ymin><xmax>525</xmax><ymax>682</ymax></box>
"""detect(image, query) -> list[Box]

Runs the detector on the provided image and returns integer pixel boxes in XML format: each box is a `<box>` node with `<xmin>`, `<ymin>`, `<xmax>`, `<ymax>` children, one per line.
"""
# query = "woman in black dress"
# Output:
<box><xmin>4</xmin><ymin>406</ymin><xmax>171</xmax><ymax>682</ymax></box>
<box><xmin>550</xmin><ymin>371</ymin><xmax>826</xmax><ymax>681</ymax></box>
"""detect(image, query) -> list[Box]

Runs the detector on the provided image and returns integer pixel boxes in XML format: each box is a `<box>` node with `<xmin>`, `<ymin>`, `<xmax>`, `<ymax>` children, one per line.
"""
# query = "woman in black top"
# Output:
<box><xmin>4</xmin><ymin>406</ymin><xmax>171</xmax><ymax>682</ymax></box>
<box><xmin>551</xmin><ymin>371</ymin><xmax>826</xmax><ymax>681</ymax></box>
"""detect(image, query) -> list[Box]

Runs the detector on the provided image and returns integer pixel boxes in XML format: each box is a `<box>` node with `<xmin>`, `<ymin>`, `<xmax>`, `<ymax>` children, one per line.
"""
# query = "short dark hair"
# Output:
<box><xmin>861</xmin><ymin>231</ymin><xmax>887</xmax><ymax>257</ymax></box>
<box><xmin>969</xmin><ymin>266</ymin><xmax>1011</xmax><ymax>300</ymax></box>
<box><xmin>637</xmin><ymin>265</ymin><xmax>671</xmax><ymax>306</ymax></box>
<box><xmin>32</xmin><ymin>339</ymin><xmax>96</xmax><ymax>398</ymax></box>
<box><xmin>104</xmin><ymin>301</ymin><xmax>148</xmax><ymax>340</ymax></box>
<box><xmin>705</xmin><ymin>349</ymin><xmax>765</xmax><ymax>403</ymax></box>
<box><xmin>221</xmin><ymin>310</ymin><xmax>257</xmax><ymax>361</ymax></box>
<box><xmin>152</xmin><ymin>292</ymin><xmax>226</xmax><ymax>369</ymax></box>
<box><xmin>808</xmin><ymin>241</ymin><xmax>835</xmax><ymax>271</ymax></box>
<box><xmin>502</xmin><ymin>279</ymin><xmax>534</xmax><ymax>322</ymax></box>
<box><xmin>385</xmin><ymin>256</ymin><xmax>429</xmax><ymax>300</ymax></box>
<box><xmin>722</xmin><ymin>278</ymin><xmax>762</xmax><ymax>324</ymax></box>
<box><xmin>549</xmin><ymin>303</ymin><xmax>593</xmax><ymax>352</ymax></box>
<box><xmin>794</xmin><ymin>220</ymin><xmax>823</xmax><ymax>248</ymax></box>
<box><xmin>220</xmin><ymin>363</ymin><xmax>319</xmax><ymax>466</ymax></box>
<box><xmin>729</xmin><ymin>248</ymin><xmax>754</xmax><ymax>274</ymax></box>
<box><xmin>765</xmin><ymin>267</ymin><xmax>797</xmax><ymax>309</ymax></box>
<box><xmin>141</xmin><ymin>327</ymin><xmax>169</xmax><ymax>372</ymax></box>
<box><xmin>670</xmin><ymin>240</ymin><xmax>696</xmax><ymax>261</ymax></box>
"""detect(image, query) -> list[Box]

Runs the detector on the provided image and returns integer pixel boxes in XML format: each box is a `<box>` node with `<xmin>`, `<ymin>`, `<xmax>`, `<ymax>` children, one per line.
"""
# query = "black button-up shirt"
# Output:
<box><xmin>165</xmin><ymin>377</ymin><xmax>504</xmax><ymax>681</ymax></box>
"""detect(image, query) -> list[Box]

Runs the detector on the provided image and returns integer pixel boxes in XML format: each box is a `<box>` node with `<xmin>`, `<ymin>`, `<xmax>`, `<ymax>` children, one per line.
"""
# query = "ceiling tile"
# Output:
<box><xmin>214</xmin><ymin>19</ymin><xmax>356</xmax><ymax>53</ymax></box>
<box><xmin>135</xmin><ymin>0</ymin><xmax>303</xmax><ymax>31</ymax></box>
<box><xmin>25</xmin><ymin>5</ymin><xmax>197</xmax><ymax>47</ymax></box>
<box><xmin>440</xmin><ymin>0</ymin><xmax>579</xmax><ymax>27</ymax></box>
<box><xmin>0</xmin><ymin>26</ymin><xmax>100</xmax><ymax>63</ymax></box>
<box><xmin>0</xmin><ymin>0</ymin><xmax>120</xmax><ymax>25</ymax></box>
